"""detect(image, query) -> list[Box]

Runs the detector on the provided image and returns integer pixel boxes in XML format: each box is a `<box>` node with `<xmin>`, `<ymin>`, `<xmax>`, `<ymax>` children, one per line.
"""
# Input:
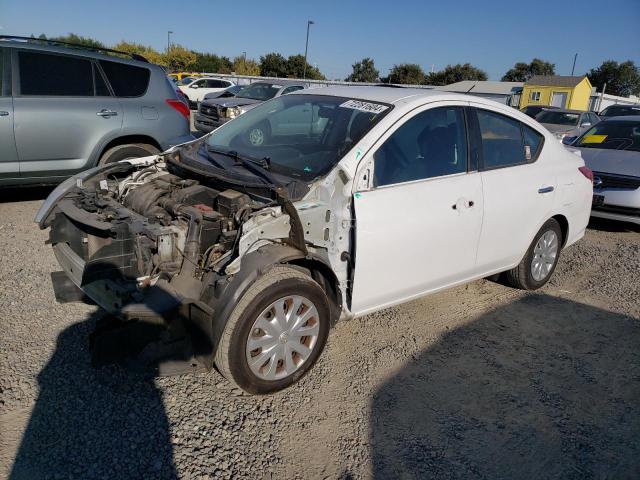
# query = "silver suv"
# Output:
<box><xmin>0</xmin><ymin>36</ymin><xmax>193</xmax><ymax>187</ymax></box>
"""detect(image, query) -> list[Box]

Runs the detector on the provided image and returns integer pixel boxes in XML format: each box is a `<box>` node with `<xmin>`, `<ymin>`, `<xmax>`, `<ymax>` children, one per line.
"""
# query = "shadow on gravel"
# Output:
<box><xmin>9</xmin><ymin>310</ymin><xmax>177</xmax><ymax>480</ymax></box>
<box><xmin>370</xmin><ymin>294</ymin><xmax>640</xmax><ymax>480</ymax></box>
<box><xmin>0</xmin><ymin>187</ymin><xmax>54</xmax><ymax>204</ymax></box>
<box><xmin>587</xmin><ymin>217</ymin><xmax>639</xmax><ymax>233</ymax></box>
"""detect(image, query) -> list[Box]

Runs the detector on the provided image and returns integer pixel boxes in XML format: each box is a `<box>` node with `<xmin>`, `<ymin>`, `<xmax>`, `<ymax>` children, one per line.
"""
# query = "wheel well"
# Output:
<box><xmin>98</xmin><ymin>135</ymin><xmax>161</xmax><ymax>163</ymax></box>
<box><xmin>552</xmin><ymin>214</ymin><xmax>569</xmax><ymax>247</ymax></box>
<box><xmin>288</xmin><ymin>258</ymin><xmax>342</xmax><ymax>325</ymax></box>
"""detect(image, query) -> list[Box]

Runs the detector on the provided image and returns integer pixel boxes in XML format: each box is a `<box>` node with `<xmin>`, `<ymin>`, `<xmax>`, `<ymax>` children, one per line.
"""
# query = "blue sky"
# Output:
<box><xmin>2</xmin><ymin>0</ymin><xmax>639</xmax><ymax>80</ymax></box>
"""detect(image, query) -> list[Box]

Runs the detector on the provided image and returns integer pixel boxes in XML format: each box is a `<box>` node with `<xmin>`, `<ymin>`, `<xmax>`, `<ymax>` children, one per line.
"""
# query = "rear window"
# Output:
<box><xmin>536</xmin><ymin>110</ymin><xmax>580</xmax><ymax>126</ymax></box>
<box><xmin>19</xmin><ymin>51</ymin><xmax>93</xmax><ymax>96</ymax></box>
<box><xmin>99</xmin><ymin>60</ymin><xmax>150</xmax><ymax>97</ymax></box>
<box><xmin>600</xmin><ymin>105</ymin><xmax>640</xmax><ymax>117</ymax></box>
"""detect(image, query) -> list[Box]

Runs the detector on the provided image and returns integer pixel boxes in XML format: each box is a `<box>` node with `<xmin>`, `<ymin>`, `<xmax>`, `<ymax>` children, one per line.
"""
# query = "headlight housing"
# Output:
<box><xmin>224</xmin><ymin>107</ymin><xmax>242</xmax><ymax>119</ymax></box>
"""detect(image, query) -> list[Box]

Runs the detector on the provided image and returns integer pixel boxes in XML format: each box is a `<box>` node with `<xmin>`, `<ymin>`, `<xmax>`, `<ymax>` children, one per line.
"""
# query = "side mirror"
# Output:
<box><xmin>190</xmin><ymin>84</ymin><xmax>199</xmax><ymax>89</ymax></box>
<box><xmin>581</xmin><ymin>122</ymin><xmax>591</xmax><ymax>128</ymax></box>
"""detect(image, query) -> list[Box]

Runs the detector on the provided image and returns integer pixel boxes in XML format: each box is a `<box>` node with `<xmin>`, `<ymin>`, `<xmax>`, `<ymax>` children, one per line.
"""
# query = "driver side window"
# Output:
<box><xmin>373</xmin><ymin>107</ymin><xmax>468</xmax><ymax>187</ymax></box>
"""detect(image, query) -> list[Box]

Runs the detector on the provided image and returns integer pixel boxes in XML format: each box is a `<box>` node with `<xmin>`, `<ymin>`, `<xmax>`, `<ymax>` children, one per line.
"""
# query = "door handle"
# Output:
<box><xmin>0</xmin><ymin>111</ymin><xmax>9</xmax><ymax>116</ymax></box>
<box><xmin>538</xmin><ymin>186</ymin><xmax>555</xmax><ymax>194</ymax></box>
<box><xmin>96</xmin><ymin>109</ymin><xmax>118</xmax><ymax>117</ymax></box>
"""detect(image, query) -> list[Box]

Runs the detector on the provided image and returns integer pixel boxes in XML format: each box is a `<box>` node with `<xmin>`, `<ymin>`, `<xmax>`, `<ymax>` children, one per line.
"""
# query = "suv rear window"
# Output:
<box><xmin>99</xmin><ymin>60</ymin><xmax>150</xmax><ymax>97</ymax></box>
<box><xmin>19</xmin><ymin>51</ymin><xmax>93</xmax><ymax>96</ymax></box>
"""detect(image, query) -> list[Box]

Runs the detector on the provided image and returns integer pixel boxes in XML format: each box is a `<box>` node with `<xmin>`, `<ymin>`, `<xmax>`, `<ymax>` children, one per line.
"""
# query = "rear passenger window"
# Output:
<box><xmin>477</xmin><ymin>110</ymin><xmax>529</xmax><ymax>168</ymax></box>
<box><xmin>523</xmin><ymin>125</ymin><xmax>543</xmax><ymax>160</ymax></box>
<box><xmin>373</xmin><ymin>107</ymin><xmax>468</xmax><ymax>187</ymax></box>
<box><xmin>19</xmin><ymin>51</ymin><xmax>93</xmax><ymax>96</ymax></box>
<box><xmin>99</xmin><ymin>60</ymin><xmax>150</xmax><ymax>97</ymax></box>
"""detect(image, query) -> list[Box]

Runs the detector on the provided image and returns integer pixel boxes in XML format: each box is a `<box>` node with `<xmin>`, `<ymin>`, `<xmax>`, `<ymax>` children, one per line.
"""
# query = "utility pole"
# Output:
<box><xmin>167</xmin><ymin>31</ymin><xmax>173</xmax><ymax>54</ymax></box>
<box><xmin>571</xmin><ymin>53</ymin><xmax>578</xmax><ymax>76</ymax></box>
<box><xmin>303</xmin><ymin>20</ymin><xmax>314</xmax><ymax>79</ymax></box>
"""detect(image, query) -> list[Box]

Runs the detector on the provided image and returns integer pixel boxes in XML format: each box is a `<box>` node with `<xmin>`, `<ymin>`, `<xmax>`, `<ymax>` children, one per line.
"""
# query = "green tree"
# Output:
<box><xmin>233</xmin><ymin>56</ymin><xmax>260</xmax><ymax>76</ymax></box>
<box><xmin>260</xmin><ymin>53</ymin><xmax>288</xmax><ymax>77</ymax></box>
<box><xmin>588</xmin><ymin>60</ymin><xmax>640</xmax><ymax>97</ymax></box>
<box><xmin>112</xmin><ymin>41</ymin><xmax>165</xmax><ymax>65</ymax></box>
<box><xmin>164</xmin><ymin>44</ymin><xmax>196</xmax><ymax>72</ymax></box>
<box><xmin>426</xmin><ymin>63</ymin><xmax>488</xmax><ymax>86</ymax></box>
<box><xmin>502</xmin><ymin>58</ymin><xmax>555</xmax><ymax>82</ymax></box>
<box><xmin>346</xmin><ymin>57</ymin><xmax>379</xmax><ymax>82</ymax></box>
<box><xmin>50</xmin><ymin>33</ymin><xmax>105</xmax><ymax>49</ymax></box>
<box><xmin>192</xmin><ymin>52</ymin><xmax>233</xmax><ymax>73</ymax></box>
<box><xmin>285</xmin><ymin>54</ymin><xmax>325</xmax><ymax>80</ymax></box>
<box><xmin>388</xmin><ymin>64</ymin><xmax>426</xmax><ymax>84</ymax></box>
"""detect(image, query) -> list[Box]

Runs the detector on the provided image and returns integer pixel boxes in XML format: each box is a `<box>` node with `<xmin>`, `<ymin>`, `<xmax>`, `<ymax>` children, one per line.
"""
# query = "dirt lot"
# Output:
<box><xmin>0</xmin><ymin>190</ymin><xmax>638</xmax><ymax>480</ymax></box>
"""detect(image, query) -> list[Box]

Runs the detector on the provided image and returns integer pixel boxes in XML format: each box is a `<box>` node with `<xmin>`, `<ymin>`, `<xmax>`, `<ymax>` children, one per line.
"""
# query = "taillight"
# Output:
<box><xmin>166</xmin><ymin>99</ymin><xmax>190</xmax><ymax>121</ymax></box>
<box><xmin>578</xmin><ymin>166</ymin><xmax>594</xmax><ymax>183</ymax></box>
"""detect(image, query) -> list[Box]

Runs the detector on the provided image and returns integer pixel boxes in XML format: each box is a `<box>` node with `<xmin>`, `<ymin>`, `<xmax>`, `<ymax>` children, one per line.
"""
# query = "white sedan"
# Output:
<box><xmin>178</xmin><ymin>77</ymin><xmax>235</xmax><ymax>106</ymax></box>
<box><xmin>37</xmin><ymin>87</ymin><xmax>593</xmax><ymax>394</ymax></box>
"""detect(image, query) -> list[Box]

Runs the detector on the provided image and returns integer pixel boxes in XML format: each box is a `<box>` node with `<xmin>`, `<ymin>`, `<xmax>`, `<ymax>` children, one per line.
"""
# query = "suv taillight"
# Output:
<box><xmin>578</xmin><ymin>166</ymin><xmax>594</xmax><ymax>183</ymax></box>
<box><xmin>166</xmin><ymin>99</ymin><xmax>190</xmax><ymax>121</ymax></box>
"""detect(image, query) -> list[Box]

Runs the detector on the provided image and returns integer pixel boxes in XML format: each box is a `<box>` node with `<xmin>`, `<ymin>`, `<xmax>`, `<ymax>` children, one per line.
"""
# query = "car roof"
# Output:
<box><xmin>0</xmin><ymin>38</ymin><xmax>154</xmax><ymax>68</ymax></box>
<box><xmin>250</xmin><ymin>80</ymin><xmax>306</xmax><ymax>87</ymax></box>
<box><xmin>292</xmin><ymin>85</ymin><xmax>457</xmax><ymax>104</ymax></box>
<box><xmin>538</xmin><ymin>108</ymin><xmax>586</xmax><ymax>114</ymax></box>
<box><xmin>602</xmin><ymin>115</ymin><xmax>640</xmax><ymax>122</ymax></box>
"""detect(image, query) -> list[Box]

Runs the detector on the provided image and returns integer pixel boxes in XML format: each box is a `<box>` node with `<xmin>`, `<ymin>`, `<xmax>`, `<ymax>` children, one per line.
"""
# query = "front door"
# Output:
<box><xmin>351</xmin><ymin>105</ymin><xmax>484</xmax><ymax>315</ymax></box>
<box><xmin>13</xmin><ymin>50</ymin><xmax>122</xmax><ymax>177</ymax></box>
<box><xmin>551</xmin><ymin>92</ymin><xmax>568</xmax><ymax>108</ymax></box>
<box><xmin>0</xmin><ymin>47</ymin><xmax>19</xmax><ymax>179</ymax></box>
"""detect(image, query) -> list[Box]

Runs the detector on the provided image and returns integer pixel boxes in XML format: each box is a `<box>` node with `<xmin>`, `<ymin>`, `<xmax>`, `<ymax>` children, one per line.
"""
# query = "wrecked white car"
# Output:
<box><xmin>36</xmin><ymin>87</ymin><xmax>592</xmax><ymax>394</ymax></box>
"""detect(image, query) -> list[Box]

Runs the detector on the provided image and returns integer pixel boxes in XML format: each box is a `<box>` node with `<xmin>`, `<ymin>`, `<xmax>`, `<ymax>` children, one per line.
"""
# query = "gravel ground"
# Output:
<box><xmin>0</xmin><ymin>190</ymin><xmax>638</xmax><ymax>480</ymax></box>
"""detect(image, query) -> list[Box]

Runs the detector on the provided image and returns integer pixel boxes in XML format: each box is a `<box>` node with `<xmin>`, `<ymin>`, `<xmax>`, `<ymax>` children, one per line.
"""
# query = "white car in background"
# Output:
<box><xmin>36</xmin><ymin>87</ymin><xmax>593</xmax><ymax>394</ymax></box>
<box><xmin>178</xmin><ymin>77</ymin><xmax>235</xmax><ymax>107</ymax></box>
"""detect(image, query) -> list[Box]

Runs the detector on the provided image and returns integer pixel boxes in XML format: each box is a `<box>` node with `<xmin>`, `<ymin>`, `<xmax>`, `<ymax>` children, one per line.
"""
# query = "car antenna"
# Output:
<box><xmin>465</xmin><ymin>83</ymin><xmax>476</xmax><ymax>94</ymax></box>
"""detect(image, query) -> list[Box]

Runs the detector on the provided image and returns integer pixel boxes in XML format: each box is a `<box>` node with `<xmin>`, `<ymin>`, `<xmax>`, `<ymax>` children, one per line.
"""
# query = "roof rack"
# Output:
<box><xmin>0</xmin><ymin>35</ymin><xmax>148</xmax><ymax>62</ymax></box>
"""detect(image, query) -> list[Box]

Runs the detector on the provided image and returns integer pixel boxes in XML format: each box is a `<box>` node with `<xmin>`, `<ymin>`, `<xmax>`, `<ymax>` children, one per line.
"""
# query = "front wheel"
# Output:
<box><xmin>506</xmin><ymin>218</ymin><xmax>562</xmax><ymax>290</ymax></box>
<box><xmin>215</xmin><ymin>266</ymin><xmax>331</xmax><ymax>394</ymax></box>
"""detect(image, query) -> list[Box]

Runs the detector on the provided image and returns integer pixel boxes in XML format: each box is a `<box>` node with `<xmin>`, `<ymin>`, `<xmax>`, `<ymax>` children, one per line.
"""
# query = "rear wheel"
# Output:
<box><xmin>98</xmin><ymin>143</ymin><xmax>159</xmax><ymax>165</ymax></box>
<box><xmin>215</xmin><ymin>266</ymin><xmax>331</xmax><ymax>394</ymax></box>
<box><xmin>506</xmin><ymin>218</ymin><xmax>562</xmax><ymax>290</ymax></box>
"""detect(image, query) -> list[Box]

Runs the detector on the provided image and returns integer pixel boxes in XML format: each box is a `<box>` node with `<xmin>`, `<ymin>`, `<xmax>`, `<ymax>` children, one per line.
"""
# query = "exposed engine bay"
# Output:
<box><xmin>39</xmin><ymin>155</ymin><xmax>349</xmax><ymax>374</ymax></box>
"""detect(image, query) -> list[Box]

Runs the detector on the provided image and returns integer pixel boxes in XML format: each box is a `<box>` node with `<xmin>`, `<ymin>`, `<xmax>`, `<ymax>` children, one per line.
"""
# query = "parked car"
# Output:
<box><xmin>178</xmin><ymin>77</ymin><xmax>235</xmax><ymax>108</ymax></box>
<box><xmin>194</xmin><ymin>80</ymin><xmax>306</xmax><ymax>133</ymax></box>
<box><xmin>598</xmin><ymin>104</ymin><xmax>640</xmax><ymax>118</ymax></box>
<box><xmin>202</xmin><ymin>84</ymin><xmax>245</xmax><ymax>101</ymax></box>
<box><xmin>569</xmin><ymin>116</ymin><xmax>640</xmax><ymax>225</ymax></box>
<box><xmin>0</xmin><ymin>36</ymin><xmax>193</xmax><ymax>187</ymax></box>
<box><xmin>36</xmin><ymin>87</ymin><xmax>592</xmax><ymax>394</ymax></box>
<box><xmin>521</xmin><ymin>105</ymin><xmax>557</xmax><ymax>118</ymax></box>
<box><xmin>536</xmin><ymin>108</ymin><xmax>600</xmax><ymax>142</ymax></box>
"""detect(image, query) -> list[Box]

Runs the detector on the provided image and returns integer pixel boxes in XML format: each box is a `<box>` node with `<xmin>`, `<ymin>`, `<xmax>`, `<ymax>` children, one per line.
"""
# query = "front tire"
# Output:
<box><xmin>215</xmin><ymin>266</ymin><xmax>331</xmax><ymax>394</ymax></box>
<box><xmin>506</xmin><ymin>218</ymin><xmax>562</xmax><ymax>290</ymax></box>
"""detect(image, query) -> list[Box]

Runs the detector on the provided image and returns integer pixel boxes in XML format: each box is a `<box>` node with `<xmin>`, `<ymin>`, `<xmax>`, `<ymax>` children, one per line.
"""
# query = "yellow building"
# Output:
<box><xmin>520</xmin><ymin>75</ymin><xmax>592</xmax><ymax>111</ymax></box>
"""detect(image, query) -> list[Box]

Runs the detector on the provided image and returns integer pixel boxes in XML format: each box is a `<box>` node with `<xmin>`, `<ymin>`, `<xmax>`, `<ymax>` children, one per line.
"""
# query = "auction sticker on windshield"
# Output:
<box><xmin>340</xmin><ymin>99</ymin><xmax>389</xmax><ymax>114</ymax></box>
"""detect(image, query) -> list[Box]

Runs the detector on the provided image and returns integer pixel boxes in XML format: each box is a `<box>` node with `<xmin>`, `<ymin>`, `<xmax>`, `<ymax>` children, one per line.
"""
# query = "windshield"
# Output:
<box><xmin>600</xmin><ymin>105</ymin><xmax>640</xmax><ymax>117</ymax></box>
<box><xmin>179</xmin><ymin>77</ymin><xmax>196</xmax><ymax>85</ymax></box>
<box><xmin>536</xmin><ymin>111</ymin><xmax>580</xmax><ymax>126</ymax></box>
<box><xmin>575</xmin><ymin>121</ymin><xmax>640</xmax><ymax>152</ymax></box>
<box><xmin>205</xmin><ymin>94</ymin><xmax>392</xmax><ymax>181</ymax></box>
<box><xmin>236</xmin><ymin>83</ymin><xmax>282</xmax><ymax>101</ymax></box>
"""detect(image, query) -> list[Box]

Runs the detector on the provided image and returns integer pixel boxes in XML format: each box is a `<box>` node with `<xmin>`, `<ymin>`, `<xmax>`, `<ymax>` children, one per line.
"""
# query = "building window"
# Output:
<box><xmin>529</xmin><ymin>91</ymin><xmax>541</xmax><ymax>102</ymax></box>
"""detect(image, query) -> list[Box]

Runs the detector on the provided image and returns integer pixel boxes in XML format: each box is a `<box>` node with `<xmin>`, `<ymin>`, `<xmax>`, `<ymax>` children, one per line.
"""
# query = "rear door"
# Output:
<box><xmin>0</xmin><ymin>47</ymin><xmax>19</xmax><ymax>179</ymax></box>
<box><xmin>13</xmin><ymin>49</ymin><xmax>122</xmax><ymax>177</ymax></box>
<box><xmin>470</xmin><ymin>105</ymin><xmax>554</xmax><ymax>272</ymax></box>
<box><xmin>351</xmin><ymin>103</ymin><xmax>484</xmax><ymax>315</ymax></box>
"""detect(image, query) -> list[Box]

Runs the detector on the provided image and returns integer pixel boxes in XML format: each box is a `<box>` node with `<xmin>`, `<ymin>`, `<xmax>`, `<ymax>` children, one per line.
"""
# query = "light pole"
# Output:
<box><xmin>303</xmin><ymin>20</ymin><xmax>314</xmax><ymax>79</ymax></box>
<box><xmin>167</xmin><ymin>31</ymin><xmax>173</xmax><ymax>54</ymax></box>
<box><xmin>242</xmin><ymin>51</ymin><xmax>247</xmax><ymax>71</ymax></box>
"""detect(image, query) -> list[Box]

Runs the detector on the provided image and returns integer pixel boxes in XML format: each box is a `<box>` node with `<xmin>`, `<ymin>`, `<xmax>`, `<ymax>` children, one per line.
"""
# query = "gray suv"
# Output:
<box><xmin>0</xmin><ymin>36</ymin><xmax>193</xmax><ymax>186</ymax></box>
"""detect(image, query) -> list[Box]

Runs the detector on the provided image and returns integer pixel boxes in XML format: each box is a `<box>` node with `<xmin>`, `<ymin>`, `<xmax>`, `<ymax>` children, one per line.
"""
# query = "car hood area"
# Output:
<box><xmin>200</xmin><ymin>97</ymin><xmax>263</xmax><ymax>109</ymax></box>
<box><xmin>578</xmin><ymin>148</ymin><xmax>640</xmax><ymax>177</ymax></box>
<box><xmin>541</xmin><ymin>123</ymin><xmax>577</xmax><ymax>134</ymax></box>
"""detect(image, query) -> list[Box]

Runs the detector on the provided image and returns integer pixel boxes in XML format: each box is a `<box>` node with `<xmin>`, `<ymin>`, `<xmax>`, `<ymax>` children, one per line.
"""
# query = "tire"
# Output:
<box><xmin>506</xmin><ymin>218</ymin><xmax>563</xmax><ymax>290</ymax></box>
<box><xmin>99</xmin><ymin>143</ymin><xmax>160</xmax><ymax>165</ymax></box>
<box><xmin>215</xmin><ymin>265</ymin><xmax>331</xmax><ymax>394</ymax></box>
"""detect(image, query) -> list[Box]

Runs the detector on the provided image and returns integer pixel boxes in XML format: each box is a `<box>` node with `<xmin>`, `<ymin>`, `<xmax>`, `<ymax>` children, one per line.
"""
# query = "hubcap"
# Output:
<box><xmin>245</xmin><ymin>295</ymin><xmax>320</xmax><ymax>381</ymax></box>
<box><xmin>531</xmin><ymin>230</ymin><xmax>558</xmax><ymax>281</ymax></box>
<box><xmin>249</xmin><ymin>128</ymin><xmax>265</xmax><ymax>146</ymax></box>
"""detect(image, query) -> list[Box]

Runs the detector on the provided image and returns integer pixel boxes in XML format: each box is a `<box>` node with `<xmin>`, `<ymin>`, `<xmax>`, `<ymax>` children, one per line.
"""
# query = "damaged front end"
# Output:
<box><xmin>36</xmin><ymin>153</ymin><xmax>316</xmax><ymax>375</ymax></box>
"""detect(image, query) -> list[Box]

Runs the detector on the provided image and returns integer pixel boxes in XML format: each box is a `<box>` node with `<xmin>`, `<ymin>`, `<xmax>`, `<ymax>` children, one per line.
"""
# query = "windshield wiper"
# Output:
<box><xmin>206</xmin><ymin>147</ymin><xmax>281</xmax><ymax>186</ymax></box>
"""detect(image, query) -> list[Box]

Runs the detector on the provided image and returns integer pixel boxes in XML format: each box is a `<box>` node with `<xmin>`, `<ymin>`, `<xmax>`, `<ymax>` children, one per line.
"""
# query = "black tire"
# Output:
<box><xmin>215</xmin><ymin>265</ymin><xmax>331</xmax><ymax>395</ymax></box>
<box><xmin>506</xmin><ymin>218</ymin><xmax>563</xmax><ymax>290</ymax></box>
<box><xmin>98</xmin><ymin>143</ymin><xmax>160</xmax><ymax>165</ymax></box>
